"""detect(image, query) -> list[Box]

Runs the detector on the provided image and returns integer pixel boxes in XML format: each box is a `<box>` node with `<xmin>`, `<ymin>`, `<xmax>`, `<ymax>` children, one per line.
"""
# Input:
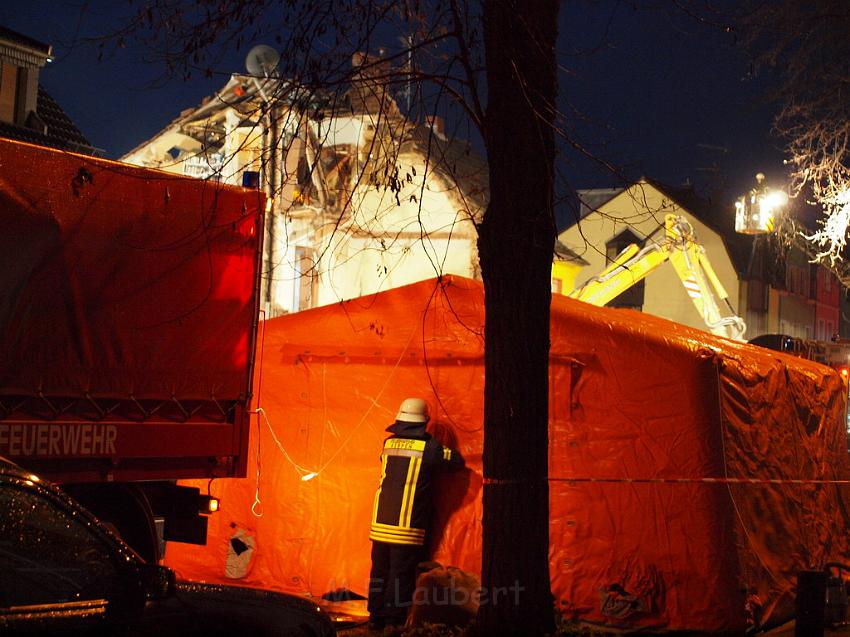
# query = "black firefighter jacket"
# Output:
<box><xmin>369</xmin><ymin>421</ymin><xmax>464</xmax><ymax>546</ymax></box>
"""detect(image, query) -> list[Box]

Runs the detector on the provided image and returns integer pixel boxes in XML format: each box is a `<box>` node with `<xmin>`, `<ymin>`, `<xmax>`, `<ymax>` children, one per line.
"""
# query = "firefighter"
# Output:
<box><xmin>367</xmin><ymin>397</ymin><xmax>465</xmax><ymax>630</ymax></box>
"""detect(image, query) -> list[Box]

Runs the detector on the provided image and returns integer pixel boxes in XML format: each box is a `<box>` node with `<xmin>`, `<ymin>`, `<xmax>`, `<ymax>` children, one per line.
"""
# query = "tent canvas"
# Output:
<box><xmin>165</xmin><ymin>276</ymin><xmax>850</xmax><ymax>632</ymax></box>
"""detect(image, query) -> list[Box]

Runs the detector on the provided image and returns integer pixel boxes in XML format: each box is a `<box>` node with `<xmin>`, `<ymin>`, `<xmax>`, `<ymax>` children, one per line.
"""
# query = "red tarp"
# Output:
<box><xmin>0</xmin><ymin>139</ymin><xmax>263</xmax><ymax>402</ymax></box>
<box><xmin>165</xmin><ymin>276</ymin><xmax>850</xmax><ymax>632</ymax></box>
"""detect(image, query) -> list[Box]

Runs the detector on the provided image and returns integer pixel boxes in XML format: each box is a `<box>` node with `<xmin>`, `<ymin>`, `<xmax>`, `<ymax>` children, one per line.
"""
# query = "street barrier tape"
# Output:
<box><xmin>483</xmin><ymin>477</ymin><xmax>850</xmax><ymax>485</ymax></box>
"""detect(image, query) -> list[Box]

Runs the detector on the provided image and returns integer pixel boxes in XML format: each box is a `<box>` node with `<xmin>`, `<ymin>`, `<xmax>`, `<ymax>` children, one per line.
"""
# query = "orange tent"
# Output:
<box><xmin>166</xmin><ymin>276</ymin><xmax>850</xmax><ymax>632</ymax></box>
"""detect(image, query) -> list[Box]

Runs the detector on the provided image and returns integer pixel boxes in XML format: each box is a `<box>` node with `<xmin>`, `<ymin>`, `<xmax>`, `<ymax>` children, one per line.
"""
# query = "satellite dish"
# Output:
<box><xmin>245</xmin><ymin>44</ymin><xmax>280</xmax><ymax>77</ymax></box>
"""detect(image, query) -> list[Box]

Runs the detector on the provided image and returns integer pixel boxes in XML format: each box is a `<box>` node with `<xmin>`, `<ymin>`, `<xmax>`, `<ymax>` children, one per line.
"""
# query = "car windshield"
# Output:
<box><xmin>0</xmin><ymin>482</ymin><xmax>122</xmax><ymax>607</ymax></box>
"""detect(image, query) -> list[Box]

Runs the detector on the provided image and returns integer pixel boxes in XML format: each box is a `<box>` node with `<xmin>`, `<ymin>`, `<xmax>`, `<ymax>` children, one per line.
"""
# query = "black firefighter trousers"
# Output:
<box><xmin>367</xmin><ymin>540</ymin><xmax>426</xmax><ymax>627</ymax></box>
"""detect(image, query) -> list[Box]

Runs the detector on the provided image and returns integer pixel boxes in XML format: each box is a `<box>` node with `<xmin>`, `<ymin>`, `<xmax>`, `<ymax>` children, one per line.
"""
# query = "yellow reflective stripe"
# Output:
<box><xmin>442</xmin><ymin>448</ymin><xmax>451</xmax><ymax>461</ymax></box>
<box><xmin>370</xmin><ymin>537</ymin><xmax>421</xmax><ymax>546</ymax></box>
<box><xmin>369</xmin><ymin>526</ymin><xmax>425</xmax><ymax>538</ymax></box>
<box><xmin>369</xmin><ymin>531</ymin><xmax>424</xmax><ymax>542</ymax></box>
<box><xmin>369</xmin><ymin>531</ymin><xmax>424</xmax><ymax>545</ymax></box>
<box><xmin>398</xmin><ymin>456</ymin><xmax>421</xmax><ymax>527</ymax></box>
<box><xmin>398</xmin><ymin>457</ymin><xmax>416</xmax><ymax>526</ymax></box>
<box><xmin>384</xmin><ymin>439</ymin><xmax>426</xmax><ymax>452</ymax></box>
<box><xmin>370</xmin><ymin>522</ymin><xmax>426</xmax><ymax>538</ymax></box>
<box><xmin>406</xmin><ymin>457</ymin><xmax>422</xmax><ymax>526</ymax></box>
<box><xmin>371</xmin><ymin>455</ymin><xmax>389</xmax><ymax>525</ymax></box>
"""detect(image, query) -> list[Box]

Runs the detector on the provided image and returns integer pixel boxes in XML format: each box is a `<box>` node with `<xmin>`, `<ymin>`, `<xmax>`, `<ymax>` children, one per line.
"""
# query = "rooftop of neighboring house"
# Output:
<box><xmin>0</xmin><ymin>25</ymin><xmax>97</xmax><ymax>155</ymax></box>
<box><xmin>0</xmin><ymin>25</ymin><xmax>51</xmax><ymax>57</ymax></box>
<box><xmin>575</xmin><ymin>187</ymin><xmax>627</xmax><ymax>220</ymax></box>
<box><xmin>572</xmin><ymin>179</ymin><xmax>753</xmax><ymax>274</ymax></box>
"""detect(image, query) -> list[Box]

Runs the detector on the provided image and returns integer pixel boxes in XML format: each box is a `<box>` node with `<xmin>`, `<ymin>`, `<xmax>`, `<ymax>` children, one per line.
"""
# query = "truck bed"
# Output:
<box><xmin>0</xmin><ymin>139</ymin><xmax>264</xmax><ymax>482</ymax></box>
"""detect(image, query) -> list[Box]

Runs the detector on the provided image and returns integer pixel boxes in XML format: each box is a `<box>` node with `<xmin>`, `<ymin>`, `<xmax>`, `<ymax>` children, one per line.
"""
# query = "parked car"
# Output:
<box><xmin>0</xmin><ymin>457</ymin><xmax>334</xmax><ymax>636</ymax></box>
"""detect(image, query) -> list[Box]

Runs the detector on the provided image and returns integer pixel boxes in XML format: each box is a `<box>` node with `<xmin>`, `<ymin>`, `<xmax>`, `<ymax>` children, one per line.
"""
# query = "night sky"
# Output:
<box><xmin>0</xmin><ymin>2</ymin><xmax>786</xmax><ymax>209</ymax></box>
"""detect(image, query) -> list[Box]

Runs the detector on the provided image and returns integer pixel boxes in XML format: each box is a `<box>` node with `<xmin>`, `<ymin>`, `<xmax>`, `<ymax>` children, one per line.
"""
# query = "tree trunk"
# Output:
<box><xmin>477</xmin><ymin>1</ymin><xmax>559</xmax><ymax>635</ymax></box>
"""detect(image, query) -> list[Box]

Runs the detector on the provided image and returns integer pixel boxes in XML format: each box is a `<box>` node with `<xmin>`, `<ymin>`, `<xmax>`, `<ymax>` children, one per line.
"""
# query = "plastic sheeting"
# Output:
<box><xmin>165</xmin><ymin>276</ymin><xmax>850</xmax><ymax>632</ymax></box>
<box><xmin>0</xmin><ymin>139</ymin><xmax>263</xmax><ymax>403</ymax></box>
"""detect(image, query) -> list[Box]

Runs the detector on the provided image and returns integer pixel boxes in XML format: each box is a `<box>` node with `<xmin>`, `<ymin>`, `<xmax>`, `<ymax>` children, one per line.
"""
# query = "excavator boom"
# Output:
<box><xmin>568</xmin><ymin>215</ymin><xmax>746</xmax><ymax>340</ymax></box>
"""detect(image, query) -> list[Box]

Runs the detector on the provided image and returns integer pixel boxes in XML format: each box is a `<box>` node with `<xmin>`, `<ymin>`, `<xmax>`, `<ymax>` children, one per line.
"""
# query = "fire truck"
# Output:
<box><xmin>0</xmin><ymin>139</ymin><xmax>265</xmax><ymax>562</ymax></box>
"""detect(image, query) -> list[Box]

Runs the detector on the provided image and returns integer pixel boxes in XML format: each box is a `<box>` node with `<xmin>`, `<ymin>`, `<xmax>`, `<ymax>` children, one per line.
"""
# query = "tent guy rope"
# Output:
<box><xmin>249</xmin><ymin>325</ymin><xmax>419</xmax><ymax>515</ymax></box>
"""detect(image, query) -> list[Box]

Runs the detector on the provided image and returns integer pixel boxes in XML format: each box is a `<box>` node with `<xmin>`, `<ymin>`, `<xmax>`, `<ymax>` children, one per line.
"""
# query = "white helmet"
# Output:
<box><xmin>396</xmin><ymin>397</ymin><xmax>430</xmax><ymax>423</ymax></box>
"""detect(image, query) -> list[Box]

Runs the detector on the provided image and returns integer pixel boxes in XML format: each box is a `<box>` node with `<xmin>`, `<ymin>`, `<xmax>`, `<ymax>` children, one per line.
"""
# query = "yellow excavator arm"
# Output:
<box><xmin>568</xmin><ymin>214</ymin><xmax>747</xmax><ymax>340</ymax></box>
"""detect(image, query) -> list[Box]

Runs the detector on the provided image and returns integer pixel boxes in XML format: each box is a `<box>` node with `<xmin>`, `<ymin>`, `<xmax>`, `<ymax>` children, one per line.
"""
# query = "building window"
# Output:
<box><xmin>819</xmin><ymin>319</ymin><xmax>825</xmax><ymax>341</ymax></box>
<box><xmin>182</xmin><ymin>151</ymin><xmax>224</xmax><ymax>181</ymax></box>
<box><xmin>605</xmin><ymin>229</ymin><xmax>644</xmax><ymax>310</ymax></box>
<box><xmin>0</xmin><ymin>63</ymin><xmax>19</xmax><ymax>123</ymax></box>
<box><xmin>808</xmin><ymin>264</ymin><xmax>816</xmax><ymax>298</ymax></box>
<box><xmin>788</xmin><ymin>264</ymin><xmax>809</xmax><ymax>297</ymax></box>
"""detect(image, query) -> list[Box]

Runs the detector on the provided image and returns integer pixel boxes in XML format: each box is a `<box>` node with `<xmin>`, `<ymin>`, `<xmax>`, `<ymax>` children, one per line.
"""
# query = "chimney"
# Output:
<box><xmin>0</xmin><ymin>30</ymin><xmax>51</xmax><ymax>126</ymax></box>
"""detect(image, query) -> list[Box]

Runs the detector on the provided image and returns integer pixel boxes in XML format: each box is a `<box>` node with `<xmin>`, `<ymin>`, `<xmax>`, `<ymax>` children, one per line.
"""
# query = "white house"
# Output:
<box><xmin>121</xmin><ymin>58</ymin><xmax>488</xmax><ymax>317</ymax></box>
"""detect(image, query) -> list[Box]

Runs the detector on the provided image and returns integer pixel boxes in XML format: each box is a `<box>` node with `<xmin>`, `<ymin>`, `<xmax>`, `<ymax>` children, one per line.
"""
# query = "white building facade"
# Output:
<box><xmin>122</xmin><ymin>71</ymin><xmax>487</xmax><ymax>317</ymax></box>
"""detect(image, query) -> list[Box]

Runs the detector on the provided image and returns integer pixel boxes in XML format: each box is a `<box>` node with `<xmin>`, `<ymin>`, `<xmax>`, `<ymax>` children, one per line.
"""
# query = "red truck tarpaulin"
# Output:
<box><xmin>166</xmin><ymin>275</ymin><xmax>850</xmax><ymax>632</ymax></box>
<box><xmin>0</xmin><ymin>139</ymin><xmax>263</xmax><ymax>403</ymax></box>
